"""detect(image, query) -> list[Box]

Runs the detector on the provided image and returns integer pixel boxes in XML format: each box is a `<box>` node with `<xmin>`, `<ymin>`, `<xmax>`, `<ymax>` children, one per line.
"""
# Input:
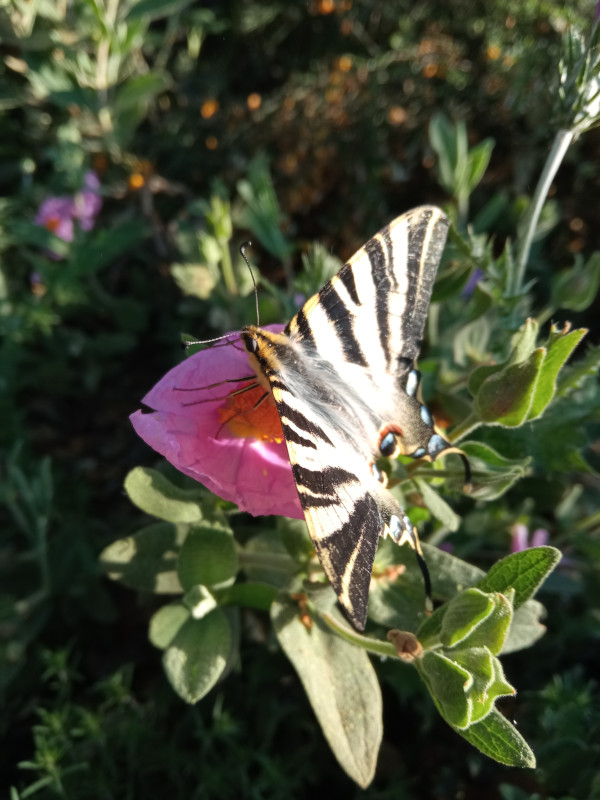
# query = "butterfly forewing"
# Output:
<box><xmin>287</xmin><ymin>206</ymin><xmax>448</xmax><ymax>389</ymax></box>
<box><xmin>243</xmin><ymin>206</ymin><xmax>450</xmax><ymax>630</ymax></box>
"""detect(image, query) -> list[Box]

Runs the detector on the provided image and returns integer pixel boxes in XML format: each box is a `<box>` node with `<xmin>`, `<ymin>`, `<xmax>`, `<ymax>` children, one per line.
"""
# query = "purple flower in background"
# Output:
<box><xmin>35</xmin><ymin>196</ymin><xmax>76</xmax><ymax>244</ymax></box>
<box><xmin>74</xmin><ymin>171</ymin><xmax>103</xmax><ymax>231</ymax></box>
<box><xmin>35</xmin><ymin>171</ymin><xmax>102</xmax><ymax>257</ymax></box>
<box><xmin>462</xmin><ymin>267</ymin><xmax>484</xmax><ymax>298</ymax></box>
<box><xmin>510</xmin><ymin>523</ymin><xmax>549</xmax><ymax>553</ymax></box>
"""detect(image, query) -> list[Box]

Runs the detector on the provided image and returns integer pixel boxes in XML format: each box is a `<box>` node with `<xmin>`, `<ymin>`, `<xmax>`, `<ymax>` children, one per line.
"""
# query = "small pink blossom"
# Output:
<box><xmin>74</xmin><ymin>171</ymin><xmax>103</xmax><ymax>230</ymax></box>
<box><xmin>130</xmin><ymin>325</ymin><xmax>304</xmax><ymax>520</ymax></box>
<box><xmin>510</xmin><ymin>523</ymin><xmax>549</xmax><ymax>553</ymax></box>
<box><xmin>35</xmin><ymin>196</ymin><xmax>75</xmax><ymax>244</ymax></box>
<box><xmin>35</xmin><ymin>171</ymin><xmax>102</xmax><ymax>257</ymax></box>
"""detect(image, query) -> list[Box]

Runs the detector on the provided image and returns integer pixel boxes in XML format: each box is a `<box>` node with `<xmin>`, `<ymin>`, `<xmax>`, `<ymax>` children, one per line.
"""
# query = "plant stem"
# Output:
<box><xmin>447</xmin><ymin>412</ymin><xmax>482</xmax><ymax>443</ymax></box>
<box><xmin>238</xmin><ymin>549</ymin><xmax>297</xmax><ymax>573</ymax></box>
<box><xmin>513</xmin><ymin>129</ymin><xmax>574</xmax><ymax>294</ymax></box>
<box><xmin>220</xmin><ymin>239</ymin><xmax>238</xmax><ymax>295</ymax></box>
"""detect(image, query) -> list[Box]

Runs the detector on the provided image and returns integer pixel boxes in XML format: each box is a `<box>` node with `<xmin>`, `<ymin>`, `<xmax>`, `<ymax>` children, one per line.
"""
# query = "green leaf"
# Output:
<box><xmin>217</xmin><ymin>582</ymin><xmax>279</xmax><ymax>612</ymax></box>
<box><xmin>431</xmin><ymin>261</ymin><xmax>472</xmax><ymax>302</ymax></box>
<box><xmin>441</xmin><ymin>589</ymin><xmax>512</xmax><ymax>655</ymax></box>
<box><xmin>276</xmin><ymin>516</ymin><xmax>314</xmax><ymax>563</ymax></box>
<box><xmin>272</xmin><ymin>596</ymin><xmax>382</xmax><ymax>788</ymax></box>
<box><xmin>413</xmin><ymin>477</ymin><xmax>461</xmax><ymax>531</ymax></box>
<box><xmin>467</xmin><ymin>282</ymin><xmax>494</xmax><ymax>322</ymax></box>
<box><xmin>113</xmin><ymin>72</ymin><xmax>172</xmax><ymax>117</ymax></box>
<box><xmin>474</xmin><ymin>349</ymin><xmax>545</xmax><ymax>425</ymax></box>
<box><xmin>235</xmin><ymin>156</ymin><xmax>292</xmax><ymax>261</ymax></box>
<box><xmin>557</xmin><ymin>342</ymin><xmax>600</xmax><ymax>396</ymax></box>
<box><xmin>457</xmin><ymin>708</ymin><xmax>536</xmax><ymax>767</ymax></box>
<box><xmin>467</xmin><ymin>138</ymin><xmax>495</xmax><ymax>192</ymax></box>
<box><xmin>149</xmin><ymin>602</ymin><xmax>190</xmax><ymax>649</ymax></box>
<box><xmin>461</xmin><ymin>441</ymin><xmax>527</xmax><ymax>469</ymax></box>
<box><xmin>429</xmin><ymin>112</ymin><xmax>461</xmax><ymax>194</ymax></box>
<box><xmin>162</xmin><ymin>609</ymin><xmax>232</xmax><ymax>704</ymax></box>
<box><xmin>126</xmin><ymin>0</ymin><xmax>197</xmax><ymax>21</ymax></box>
<box><xmin>460</xmin><ymin>441</ymin><xmax>530</xmax><ymax>501</ymax></box>
<box><xmin>420</xmin><ymin>651</ymin><xmax>472</xmax><ymax>729</ymax></box>
<box><xmin>508</xmin><ymin>319</ymin><xmax>540</xmax><ymax>364</ymax></box>
<box><xmin>468</xmin><ymin>361</ymin><xmax>504</xmax><ymax>397</ymax></box>
<box><xmin>124</xmin><ymin>467</ymin><xmax>205</xmax><ymax>523</ymax></box>
<box><xmin>440</xmin><ymin>589</ymin><xmax>495</xmax><ymax>647</ymax></box>
<box><xmin>419</xmin><ymin>644</ymin><xmax>516</xmax><ymax>733</ymax></box>
<box><xmin>178</xmin><ymin>527</ymin><xmax>238</xmax><ymax>590</ymax></box>
<box><xmin>502</xmin><ymin>600</ymin><xmax>547</xmax><ymax>654</ymax></box>
<box><xmin>421</xmin><ymin>542</ymin><xmax>486</xmax><ymax>599</ymax></box>
<box><xmin>182</xmin><ymin>584</ymin><xmax>218</xmax><ymax>619</ymax></box>
<box><xmin>451</xmin><ymin>648</ymin><xmax>514</xmax><ymax>724</ymax></box>
<box><xmin>99</xmin><ymin>522</ymin><xmax>186</xmax><ymax>594</ymax></box>
<box><xmin>241</xmin><ymin>530</ymin><xmax>297</xmax><ymax>588</ymax></box>
<box><xmin>526</xmin><ymin>324</ymin><xmax>587</xmax><ymax>420</ymax></box>
<box><xmin>171</xmin><ymin>262</ymin><xmax>219</xmax><ymax>299</ymax></box>
<box><xmin>468</xmin><ymin>319</ymin><xmax>539</xmax><ymax>397</ymax></box>
<box><xmin>551</xmin><ymin>252</ymin><xmax>600</xmax><ymax>312</ymax></box>
<box><xmin>476</xmin><ymin>547</ymin><xmax>561</xmax><ymax>609</ymax></box>
<box><xmin>369</xmin><ymin>539</ymin><xmax>439</xmax><ymax>631</ymax></box>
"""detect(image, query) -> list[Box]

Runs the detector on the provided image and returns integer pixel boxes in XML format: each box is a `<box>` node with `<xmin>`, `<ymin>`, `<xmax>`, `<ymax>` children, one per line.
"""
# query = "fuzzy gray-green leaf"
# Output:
<box><xmin>272</xmin><ymin>596</ymin><xmax>382</xmax><ymax>788</ymax></box>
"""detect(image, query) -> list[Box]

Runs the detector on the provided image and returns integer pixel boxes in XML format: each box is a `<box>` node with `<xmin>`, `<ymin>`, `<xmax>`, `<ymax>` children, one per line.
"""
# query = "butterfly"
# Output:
<box><xmin>240</xmin><ymin>206</ymin><xmax>468</xmax><ymax>631</ymax></box>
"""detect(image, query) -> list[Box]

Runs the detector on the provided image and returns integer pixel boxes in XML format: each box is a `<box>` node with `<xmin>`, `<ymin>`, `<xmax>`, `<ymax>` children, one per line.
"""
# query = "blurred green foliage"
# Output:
<box><xmin>1</xmin><ymin>0</ymin><xmax>600</xmax><ymax>797</ymax></box>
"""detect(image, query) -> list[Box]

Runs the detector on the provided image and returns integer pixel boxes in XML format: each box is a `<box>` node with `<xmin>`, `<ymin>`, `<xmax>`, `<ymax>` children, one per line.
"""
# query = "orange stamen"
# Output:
<box><xmin>218</xmin><ymin>383</ymin><xmax>284</xmax><ymax>443</ymax></box>
<box><xmin>45</xmin><ymin>217</ymin><xmax>60</xmax><ymax>232</ymax></box>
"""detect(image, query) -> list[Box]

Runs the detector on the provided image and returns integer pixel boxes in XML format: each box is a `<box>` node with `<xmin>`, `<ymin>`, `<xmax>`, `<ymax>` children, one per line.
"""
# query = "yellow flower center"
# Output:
<box><xmin>218</xmin><ymin>383</ymin><xmax>283</xmax><ymax>444</ymax></box>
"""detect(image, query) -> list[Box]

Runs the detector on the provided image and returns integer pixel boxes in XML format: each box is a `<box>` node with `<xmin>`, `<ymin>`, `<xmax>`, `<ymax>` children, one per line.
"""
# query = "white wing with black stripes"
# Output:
<box><xmin>241</xmin><ymin>206</ymin><xmax>462</xmax><ymax>630</ymax></box>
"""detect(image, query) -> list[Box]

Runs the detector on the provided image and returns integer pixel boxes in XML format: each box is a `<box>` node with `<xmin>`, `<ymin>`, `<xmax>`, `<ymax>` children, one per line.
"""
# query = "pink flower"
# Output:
<box><xmin>35</xmin><ymin>171</ymin><xmax>102</xmax><ymax>257</ymax></box>
<box><xmin>74</xmin><ymin>171</ymin><xmax>103</xmax><ymax>231</ymax></box>
<box><xmin>130</xmin><ymin>325</ymin><xmax>304</xmax><ymax>520</ymax></box>
<box><xmin>35</xmin><ymin>196</ymin><xmax>76</xmax><ymax>244</ymax></box>
<box><xmin>510</xmin><ymin>523</ymin><xmax>549</xmax><ymax>553</ymax></box>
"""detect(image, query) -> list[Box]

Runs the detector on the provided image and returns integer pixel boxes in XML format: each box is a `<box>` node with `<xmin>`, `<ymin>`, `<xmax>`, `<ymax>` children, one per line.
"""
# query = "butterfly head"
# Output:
<box><xmin>378</xmin><ymin>368</ymin><xmax>472</xmax><ymax>489</ymax></box>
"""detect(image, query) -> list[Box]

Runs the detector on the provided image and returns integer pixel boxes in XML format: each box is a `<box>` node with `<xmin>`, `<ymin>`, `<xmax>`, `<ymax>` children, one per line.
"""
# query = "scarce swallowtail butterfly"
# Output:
<box><xmin>241</xmin><ymin>205</ymin><xmax>466</xmax><ymax>631</ymax></box>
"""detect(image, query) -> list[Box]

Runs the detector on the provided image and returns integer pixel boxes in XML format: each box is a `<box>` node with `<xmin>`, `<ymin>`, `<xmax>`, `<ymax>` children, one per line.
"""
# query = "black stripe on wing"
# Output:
<box><xmin>321</xmin><ymin>289</ymin><xmax>368</xmax><ymax>367</ymax></box>
<box><xmin>291</xmin><ymin>463</ymin><xmax>357</xmax><ymax>497</ymax></box>
<box><xmin>287</xmin><ymin>307</ymin><xmax>317</xmax><ymax>351</ymax></box>
<box><xmin>338</xmin><ymin>264</ymin><xmax>361</xmax><ymax>306</ymax></box>
<box><xmin>310</xmin><ymin>491</ymin><xmax>382</xmax><ymax>630</ymax></box>
<box><xmin>365</xmin><ymin>235</ymin><xmax>393</xmax><ymax>367</ymax></box>
<box><xmin>398</xmin><ymin>207</ymin><xmax>448</xmax><ymax>358</ymax></box>
<box><xmin>280</xmin><ymin>404</ymin><xmax>334</xmax><ymax>446</ymax></box>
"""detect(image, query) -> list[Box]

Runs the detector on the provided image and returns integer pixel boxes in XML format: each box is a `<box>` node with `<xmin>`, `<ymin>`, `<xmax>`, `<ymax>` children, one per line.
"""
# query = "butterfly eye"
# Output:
<box><xmin>379</xmin><ymin>431</ymin><xmax>397</xmax><ymax>457</ymax></box>
<box><xmin>244</xmin><ymin>337</ymin><xmax>259</xmax><ymax>354</ymax></box>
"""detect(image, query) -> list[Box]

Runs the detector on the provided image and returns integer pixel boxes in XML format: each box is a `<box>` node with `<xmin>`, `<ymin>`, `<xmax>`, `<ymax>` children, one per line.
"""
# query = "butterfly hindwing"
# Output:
<box><xmin>242</xmin><ymin>206</ymin><xmax>451</xmax><ymax>630</ymax></box>
<box><xmin>270</xmin><ymin>377</ymin><xmax>387</xmax><ymax>629</ymax></box>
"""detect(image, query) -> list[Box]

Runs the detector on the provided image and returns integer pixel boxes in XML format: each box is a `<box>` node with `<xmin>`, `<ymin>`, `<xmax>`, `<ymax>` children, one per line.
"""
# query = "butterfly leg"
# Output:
<box><xmin>389</xmin><ymin>514</ymin><xmax>433</xmax><ymax>612</ymax></box>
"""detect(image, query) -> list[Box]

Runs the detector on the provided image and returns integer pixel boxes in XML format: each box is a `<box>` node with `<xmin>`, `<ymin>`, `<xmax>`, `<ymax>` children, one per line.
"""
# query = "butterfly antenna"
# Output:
<box><xmin>240</xmin><ymin>241</ymin><xmax>260</xmax><ymax>326</ymax></box>
<box><xmin>182</xmin><ymin>333</ymin><xmax>238</xmax><ymax>351</ymax></box>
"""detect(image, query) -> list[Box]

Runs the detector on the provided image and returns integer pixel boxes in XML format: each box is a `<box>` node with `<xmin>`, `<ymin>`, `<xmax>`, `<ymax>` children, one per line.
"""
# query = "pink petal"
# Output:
<box><xmin>531</xmin><ymin>528</ymin><xmax>549</xmax><ymax>547</ymax></box>
<box><xmin>130</xmin><ymin>326</ymin><xmax>304</xmax><ymax>520</ymax></box>
<box><xmin>35</xmin><ymin>196</ymin><xmax>75</xmax><ymax>242</ymax></box>
<box><xmin>74</xmin><ymin>172</ymin><xmax>102</xmax><ymax>230</ymax></box>
<box><xmin>510</xmin><ymin>522</ymin><xmax>529</xmax><ymax>553</ymax></box>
